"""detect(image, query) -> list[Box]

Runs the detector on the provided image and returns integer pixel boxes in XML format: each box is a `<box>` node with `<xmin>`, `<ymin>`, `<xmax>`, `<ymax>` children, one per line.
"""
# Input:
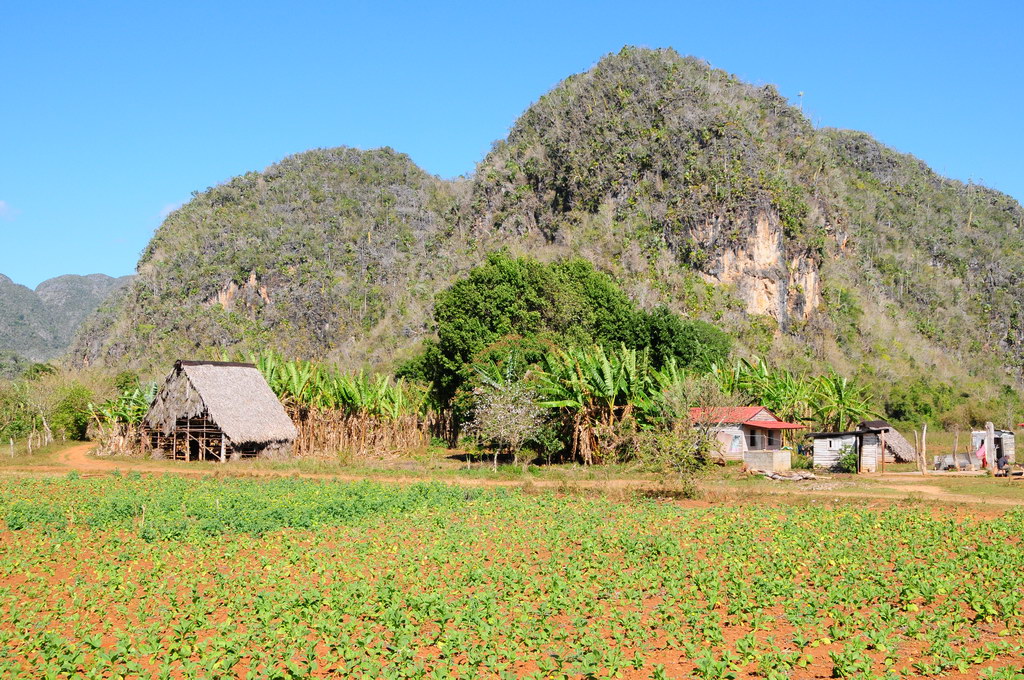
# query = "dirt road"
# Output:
<box><xmin>4</xmin><ymin>443</ymin><xmax>1021</xmax><ymax>509</ymax></box>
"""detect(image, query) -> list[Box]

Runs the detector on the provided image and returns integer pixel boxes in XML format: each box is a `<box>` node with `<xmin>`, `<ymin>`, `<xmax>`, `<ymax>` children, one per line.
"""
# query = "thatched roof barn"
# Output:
<box><xmin>857</xmin><ymin>420</ymin><xmax>916</xmax><ymax>462</ymax></box>
<box><xmin>144</xmin><ymin>360</ymin><xmax>297</xmax><ymax>461</ymax></box>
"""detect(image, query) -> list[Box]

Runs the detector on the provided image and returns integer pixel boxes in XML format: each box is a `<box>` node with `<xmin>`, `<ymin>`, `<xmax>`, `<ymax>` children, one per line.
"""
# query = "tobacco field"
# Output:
<box><xmin>0</xmin><ymin>476</ymin><xmax>1022</xmax><ymax>679</ymax></box>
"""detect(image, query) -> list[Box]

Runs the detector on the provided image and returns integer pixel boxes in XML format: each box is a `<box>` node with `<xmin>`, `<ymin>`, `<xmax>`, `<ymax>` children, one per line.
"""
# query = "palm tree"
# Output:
<box><xmin>812</xmin><ymin>372</ymin><xmax>875</xmax><ymax>431</ymax></box>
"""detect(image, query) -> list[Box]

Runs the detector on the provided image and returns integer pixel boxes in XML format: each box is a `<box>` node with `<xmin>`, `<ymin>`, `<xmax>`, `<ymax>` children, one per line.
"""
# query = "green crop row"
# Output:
<box><xmin>0</xmin><ymin>477</ymin><xmax>1022</xmax><ymax>678</ymax></box>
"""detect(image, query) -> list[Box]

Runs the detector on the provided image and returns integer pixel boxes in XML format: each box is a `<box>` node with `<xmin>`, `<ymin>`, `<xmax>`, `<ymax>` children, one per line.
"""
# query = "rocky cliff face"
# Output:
<box><xmin>205</xmin><ymin>271</ymin><xmax>272</xmax><ymax>312</ymax></box>
<box><xmin>698</xmin><ymin>208</ymin><xmax>821</xmax><ymax>323</ymax></box>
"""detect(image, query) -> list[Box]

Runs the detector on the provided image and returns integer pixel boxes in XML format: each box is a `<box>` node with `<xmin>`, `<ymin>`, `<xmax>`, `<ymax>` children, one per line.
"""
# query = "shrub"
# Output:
<box><xmin>632</xmin><ymin>430</ymin><xmax>704</xmax><ymax>498</ymax></box>
<box><xmin>468</xmin><ymin>377</ymin><xmax>544</xmax><ymax>470</ymax></box>
<box><xmin>791</xmin><ymin>451</ymin><xmax>814</xmax><ymax>470</ymax></box>
<box><xmin>835</xmin><ymin>446</ymin><xmax>858</xmax><ymax>473</ymax></box>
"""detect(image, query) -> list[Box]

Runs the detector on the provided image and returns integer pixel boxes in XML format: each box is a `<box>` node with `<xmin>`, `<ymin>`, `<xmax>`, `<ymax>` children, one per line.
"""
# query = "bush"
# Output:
<box><xmin>632</xmin><ymin>429</ymin><xmax>705</xmax><ymax>498</ymax></box>
<box><xmin>640</xmin><ymin>306</ymin><xmax>732</xmax><ymax>370</ymax></box>
<box><xmin>835</xmin><ymin>446</ymin><xmax>858</xmax><ymax>473</ymax></box>
<box><xmin>468</xmin><ymin>377</ymin><xmax>544</xmax><ymax>469</ymax></box>
<box><xmin>791</xmin><ymin>451</ymin><xmax>814</xmax><ymax>470</ymax></box>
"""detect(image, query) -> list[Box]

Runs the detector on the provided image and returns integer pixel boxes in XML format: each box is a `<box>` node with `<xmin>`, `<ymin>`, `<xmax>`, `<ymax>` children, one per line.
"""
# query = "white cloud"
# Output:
<box><xmin>158</xmin><ymin>201</ymin><xmax>184</xmax><ymax>220</ymax></box>
<box><xmin>0</xmin><ymin>200</ymin><xmax>13</xmax><ymax>220</ymax></box>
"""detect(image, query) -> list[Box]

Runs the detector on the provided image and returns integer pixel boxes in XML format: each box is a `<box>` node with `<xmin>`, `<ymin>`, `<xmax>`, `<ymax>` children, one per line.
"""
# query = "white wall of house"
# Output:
<box><xmin>710</xmin><ymin>424</ymin><xmax>783</xmax><ymax>461</ymax></box>
<box><xmin>971</xmin><ymin>431</ymin><xmax>1016</xmax><ymax>463</ymax></box>
<box><xmin>712</xmin><ymin>426</ymin><xmax>747</xmax><ymax>461</ymax></box>
<box><xmin>812</xmin><ymin>435</ymin><xmax>857</xmax><ymax>469</ymax></box>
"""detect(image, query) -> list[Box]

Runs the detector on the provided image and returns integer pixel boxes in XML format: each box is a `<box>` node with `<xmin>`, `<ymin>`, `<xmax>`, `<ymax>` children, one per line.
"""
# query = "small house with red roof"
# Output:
<box><xmin>689</xmin><ymin>406</ymin><xmax>805</xmax><ymax>462</ymax></box>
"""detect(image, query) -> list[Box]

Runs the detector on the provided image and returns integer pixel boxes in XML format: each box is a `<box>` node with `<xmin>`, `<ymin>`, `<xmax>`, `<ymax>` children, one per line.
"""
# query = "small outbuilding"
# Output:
<box><xmin>806</xmin><ymin>429</ymin><xmax>883</xmax><ymax>472</ymax></box>
<box><xmin>808</xmin><ymin>420</ymin><xmax>918</xmax><ymax>473</ymax></box>
<box><xmin>971</xmin><ymin>429</ymin><xmax>1015</xmax><ymax>463</ymax></box>
<box><xmin>144</xmin><ymin>360</ymin><xmax>298</xmax><ymax>461</ymax></box>
<box><xmin>857</xmin><ymin>420</ymin><xmax>916</xmax><ymax>463</ymax></box>
<box><xmin>690</xmin><ymin>406</ymin><xmax>805</xmax><ymax>463</ymax></box>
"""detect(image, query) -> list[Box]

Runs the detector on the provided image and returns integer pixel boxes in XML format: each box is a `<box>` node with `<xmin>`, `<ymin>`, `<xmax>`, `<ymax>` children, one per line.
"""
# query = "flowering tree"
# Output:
<box><xmin>470</xmin><ymin>380</ymin><xmax>544</xmax><ymax>470</ymax></box>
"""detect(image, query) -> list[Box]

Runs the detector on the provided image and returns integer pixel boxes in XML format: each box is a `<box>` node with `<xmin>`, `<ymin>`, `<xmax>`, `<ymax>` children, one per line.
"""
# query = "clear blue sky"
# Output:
<box><xmin>2</xmin><ymin>0</ymin><xmax>1021</xmax><ymax>288</ymax></box>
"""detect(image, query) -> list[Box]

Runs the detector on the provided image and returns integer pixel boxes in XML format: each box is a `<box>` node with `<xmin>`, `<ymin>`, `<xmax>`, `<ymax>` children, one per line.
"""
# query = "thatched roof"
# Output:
<box><xmin>882</xmin><ymin>428</ymin><xmax>917</xmax><ymax>462</ymax></box>
<box><xmin>145</xmin><ymin>360</ymin><xmax>297</xmax><ymax>444</ymax></box>
<box><xmin>857</xmin><ymin>419</ymin><xmax>916</xmax><ymax>462</ymax></box>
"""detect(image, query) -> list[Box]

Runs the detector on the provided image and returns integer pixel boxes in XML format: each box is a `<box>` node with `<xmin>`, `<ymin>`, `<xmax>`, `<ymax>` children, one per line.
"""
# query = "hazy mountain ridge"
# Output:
<box><xmin>67</xmin><ymin>47</ymin><xmax>1024</xmax><ymax>411</ymax></box>
<box><xmin>0</xmin><ymin>273</ymin><xmax>131</xmax><ymax>364</ymax></box>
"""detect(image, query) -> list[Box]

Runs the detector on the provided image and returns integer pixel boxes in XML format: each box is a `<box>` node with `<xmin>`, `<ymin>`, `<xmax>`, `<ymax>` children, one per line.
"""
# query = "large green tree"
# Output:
<box><xmin>402</xmin><ymin>253</ymin><xmax>731</xmax><ymax>406</ymax></box>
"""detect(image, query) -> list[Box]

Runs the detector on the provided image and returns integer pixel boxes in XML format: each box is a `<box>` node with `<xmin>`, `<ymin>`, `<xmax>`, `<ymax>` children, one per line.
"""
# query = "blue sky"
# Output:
<box><xmin>2</xmin><ymin>0</ymin><xmax>1021</xmax><ymax>288</ymax></box>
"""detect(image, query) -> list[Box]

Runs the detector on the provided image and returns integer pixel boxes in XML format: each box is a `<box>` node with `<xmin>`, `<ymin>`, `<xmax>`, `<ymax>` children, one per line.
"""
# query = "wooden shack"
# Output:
<box><xmin>807</xmin><ymin>427</ymin><xmax>884</xmax><ymax>472</ymax></box>
<box><xmin>856</xmin><ymin>420</ymin><xmax>916</xmax><ymax>463</ymax></box>
<box><xmin>971</xmin><ymin>429</ymin><xmax>1015</xmax><ymax>463</ymax></box>
<box><xmin>144</xmin><ymin>360</ymin><xmax>298</xmax><ymax>461</ymax></box>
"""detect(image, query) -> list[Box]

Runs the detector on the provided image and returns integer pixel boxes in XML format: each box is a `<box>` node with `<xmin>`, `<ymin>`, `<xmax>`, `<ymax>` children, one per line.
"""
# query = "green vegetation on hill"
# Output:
<box><xmin>472</xmin><ymin>47</ymin><xmax>824</xmax><ymax>266</ymax></box>
<box><xmin>466</xmin><ymin>48</ymin><xmax>1024</xmax><ymax>426</ymax></box>
<box><xmin>72</xmin><ymin>147</ymin><xmax>465</xmax><ymax>368</ymax></box>
<box><xmin>64</xmin><ymin>46</ymin><xmax>1024</xmax><ymax>427</ymax></box>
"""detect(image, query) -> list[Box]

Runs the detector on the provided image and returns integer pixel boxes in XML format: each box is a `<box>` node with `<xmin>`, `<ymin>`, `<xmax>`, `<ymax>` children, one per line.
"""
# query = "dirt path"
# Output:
<box><xmin>872</xmin><ymin>481</ymin><xmax>1024</xmax><ymax>506</ymax></box>
<box><xmin>5</xmin><ymin>443</ymin><xmax>1022</xmax><ymax>508</ymax></box>
<box><xmin>747</xmin><ymin>480</ymin><xmax>1023</xmax><ymax>508</ymax></box>
<box><xmin>57</xmin><ymin>442</ymin><xmax>119</xmax><ymax>472</ymax></box>
<box><xmin>8</xmin><ymin>443</ymin><xmax>662</xmax><ymax>492</ymax></box>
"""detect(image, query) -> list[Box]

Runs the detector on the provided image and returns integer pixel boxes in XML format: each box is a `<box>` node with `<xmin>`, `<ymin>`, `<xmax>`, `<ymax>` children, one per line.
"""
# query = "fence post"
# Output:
<box><xmin>920</xmin><ymin>423</ymin><xmax>928</xmax><ymax>475</ymax></box>
<box><xmin>985</xmin><ymin>422</ymin><xmax>996</xmax><ymax>473</ymax></box>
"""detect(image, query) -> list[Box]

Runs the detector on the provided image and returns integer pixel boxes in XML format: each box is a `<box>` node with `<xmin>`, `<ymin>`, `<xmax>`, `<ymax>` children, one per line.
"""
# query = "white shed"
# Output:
<box><xmin>808</xmin><ymin>429</ymin><xmax>884</xmax><ymax>472</ymax></box>
<box><xmin>971</xmin><ymin>430</ymin><xmax>1015</xmax><ymax>463</ymax></box>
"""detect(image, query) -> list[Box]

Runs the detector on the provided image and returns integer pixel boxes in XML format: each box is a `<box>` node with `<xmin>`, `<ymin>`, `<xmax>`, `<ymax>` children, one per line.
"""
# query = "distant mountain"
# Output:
<box><xmin>0</xmin><ymin>273</ymin><xmax>131</xmax><ymax>364</ymax></box>
<box><xmin>70</xmin><ymin>47</ymin><xmax>1024</xmax><ymax>418</ymax></box>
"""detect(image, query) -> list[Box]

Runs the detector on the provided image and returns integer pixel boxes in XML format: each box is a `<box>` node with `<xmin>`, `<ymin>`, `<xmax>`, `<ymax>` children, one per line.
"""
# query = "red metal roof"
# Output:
<box><xmin>689</xmin><ymin>406</ymin><xmax>805</xmax><ymax>429</ymax></box>
<box><xmin>689</xmin><ymin>406</ymin><xmax>766</xmax><ymax>423</ymax></box>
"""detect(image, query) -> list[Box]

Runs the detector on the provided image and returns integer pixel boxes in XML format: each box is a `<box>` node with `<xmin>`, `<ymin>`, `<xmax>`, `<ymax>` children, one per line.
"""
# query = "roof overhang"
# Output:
<box><xmin>806</xmin><ymin>429</ymin><xmax>884</xmax><ymax>438</ymax></box>
<box><xmin>744</xmin><ymin>420</ymin><xmax>806</xmax><ymax>430</ymax></box>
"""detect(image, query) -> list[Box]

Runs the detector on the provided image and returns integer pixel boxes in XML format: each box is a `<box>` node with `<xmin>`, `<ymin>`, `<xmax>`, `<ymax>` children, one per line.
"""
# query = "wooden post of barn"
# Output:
<box><xmin>985</xmin><ymin>421</ymin><xmax>996</xmax><ymax>473</ymax></box>
<box><xmin>220</xmin><ymin>433</ymin><xmax>226</xmax><ymax>463</ymax></box>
